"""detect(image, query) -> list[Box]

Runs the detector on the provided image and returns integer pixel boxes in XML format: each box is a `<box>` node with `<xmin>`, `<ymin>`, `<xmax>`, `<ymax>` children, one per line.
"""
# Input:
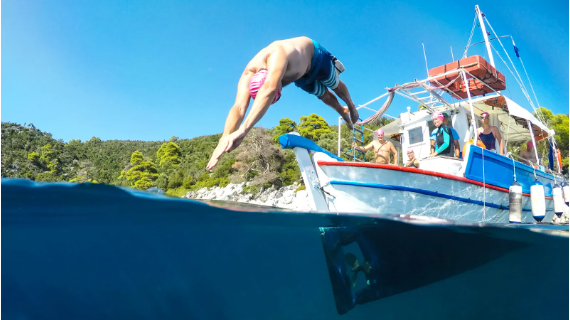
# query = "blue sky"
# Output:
<box><xmin>3</xmin><ymin>0</ymin><xmax>568</xmax><ymax>142</ymax></box>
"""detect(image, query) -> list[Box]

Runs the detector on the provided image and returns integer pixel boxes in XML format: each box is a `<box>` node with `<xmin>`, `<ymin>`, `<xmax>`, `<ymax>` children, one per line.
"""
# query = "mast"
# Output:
<box><xmin>475</xmin><ymin>5</ymin><xmax>495</xmax><ymax>67</ymax></box>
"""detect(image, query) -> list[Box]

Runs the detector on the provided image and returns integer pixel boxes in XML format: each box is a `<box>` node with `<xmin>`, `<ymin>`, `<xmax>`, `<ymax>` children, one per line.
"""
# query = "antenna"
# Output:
<box><xmin>422</xmin><ymin>43</ymin><xmax>429</xmax><ymax>80</ymax></box>
<box><xmin>450</xmin><ymin>46</ymin><xmax>455</xmax><ymax>61</ymax></box>
<box><xmin>475</xmin><ymin>5</ymin><xmax>495</xmax><ymax>67</ymax></box>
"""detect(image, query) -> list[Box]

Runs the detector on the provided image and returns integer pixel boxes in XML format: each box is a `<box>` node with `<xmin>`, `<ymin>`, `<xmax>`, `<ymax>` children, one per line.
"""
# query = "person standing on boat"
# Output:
<box><xmin>352</xmin><ymin>129</ymin><xmax>398</xmax><ymax>165</ymax></box>
<box><xmin>476</xmin><ymin>112</ymin><xmax>503</xmax><ymax>155</ymax></box>
<box><xmin>429</xmin><ymin>112</ymin><xmax>454</xmax><ymax>157</ymax></box>
<box><xmin>206</xmin><ymin>36</ymin><xmax>359</xmax><ymax>170</ymax></box>
<box><xmin>404</xmin><ymin>149</ymin><xmax>420</xmax><ymax>168</ymax></box>
<box><xmin>519</xmin><ymin>141</ymin><xmax>537</xmax><ymax>166</ymax></box>
<box><xmin>430</xmin><ymin>112</ymin><xmax>460</xmax><ymax>158</ymax></box>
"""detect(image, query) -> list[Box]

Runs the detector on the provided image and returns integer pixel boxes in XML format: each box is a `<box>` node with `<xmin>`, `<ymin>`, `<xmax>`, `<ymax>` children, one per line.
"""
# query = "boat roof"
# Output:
<box><xmin>381</xmin><ymin>94</ymin><xmax>552</xmax><ymax>143</ymax></box>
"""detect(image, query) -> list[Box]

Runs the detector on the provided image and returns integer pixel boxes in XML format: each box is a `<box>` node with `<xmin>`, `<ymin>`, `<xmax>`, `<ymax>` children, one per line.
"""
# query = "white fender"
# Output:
<box><xmin>530</xmin><ymin>182</ymin><xmax>546</xmax><ymax>222</ymax></box>
<box><xmin>552</xmin><ymin>185</ymin><xmax>564</xmax><ymax>218</ymax></box>
<box><xmin>508</xmin><ymin>181</ymin><xmax>522</xmax><ymax>223</ymax></box>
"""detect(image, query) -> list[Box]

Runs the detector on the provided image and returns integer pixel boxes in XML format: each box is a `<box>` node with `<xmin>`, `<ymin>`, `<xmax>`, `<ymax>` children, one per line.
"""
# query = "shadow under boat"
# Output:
<box><xmin>320</xmin><ymin>218</ymin><xmax>529</xmax><ymax>315</ymax></box>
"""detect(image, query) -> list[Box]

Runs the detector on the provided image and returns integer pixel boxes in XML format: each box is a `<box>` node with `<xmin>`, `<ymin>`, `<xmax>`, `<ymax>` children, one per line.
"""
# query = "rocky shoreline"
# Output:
<box><xmin>182</xmin><ymin>182</ymin><xmax>312</xmax><ymax>212</ymax></box>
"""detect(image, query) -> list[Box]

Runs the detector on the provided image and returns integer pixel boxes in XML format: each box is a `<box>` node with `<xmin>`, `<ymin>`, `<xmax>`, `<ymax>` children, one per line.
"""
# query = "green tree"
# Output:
<box><xmin>534</xmin><ymin>107</ymin><xmax>569</xmax><ymax>173</ymax></box>
<box><xmin>118</xmin><ymin>150</ymin><xmax>159</xmax><ymax>190</ymax></box>
<box><xmin>273</xmin><ymin>118</ymin><xmax>297</xmax><ymax>141</ymax></box>
<box><xmin>298</xmin><ymin>114</ymin><xmax>332</xmax><ymax>141</ymax></box>
<box><xmin>156</xmin><ymin>141</ymin><xmax>182</xmax><ymax>169</ymax></box>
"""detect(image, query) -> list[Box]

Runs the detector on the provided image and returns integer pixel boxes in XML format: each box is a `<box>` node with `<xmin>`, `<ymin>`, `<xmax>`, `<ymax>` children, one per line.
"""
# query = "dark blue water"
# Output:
<box><xmin>2</xmin><ymin>178</ymin><xmax>568</xmax><ymax>320</ymax></box>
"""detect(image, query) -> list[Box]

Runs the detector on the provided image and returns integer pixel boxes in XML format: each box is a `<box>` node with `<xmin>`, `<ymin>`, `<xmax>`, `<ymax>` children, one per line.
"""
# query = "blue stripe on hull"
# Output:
<box><xmin>329</xmin><ymin>180</ymin><xmax>532</xmax><ymax>212</ymax></box>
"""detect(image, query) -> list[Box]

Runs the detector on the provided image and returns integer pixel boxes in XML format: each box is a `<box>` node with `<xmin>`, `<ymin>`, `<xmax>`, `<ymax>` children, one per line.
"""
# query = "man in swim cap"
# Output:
<box><xmin>207</xmin><ymin>37</ymin><xmax>358</xmax><ymax>169</ymax></box>
<box><xmin>519</xmin><ymin>141</ymin><xmax>538</xmax><ymax>166</ymax></box>
<box><xmin>352</xmin><ymin>129</ymin><xmax>399</xmax><ymax>165</ymax></box>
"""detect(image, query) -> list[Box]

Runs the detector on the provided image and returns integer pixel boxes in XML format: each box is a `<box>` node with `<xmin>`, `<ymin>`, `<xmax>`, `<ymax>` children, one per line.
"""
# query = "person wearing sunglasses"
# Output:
<box><xmin>476</xmin><ymin>112</ymin><xmax>503</xmax><ymax>155</ymax></box>
<box><xmin>404</xmin><ymin>149</ymin><xmax>420</xmax><ymax>168</ymax></box>
<box><xmin>207</xmin><ymin>37</ymin><xmax>358</xmax><ymax>170</ymax></box>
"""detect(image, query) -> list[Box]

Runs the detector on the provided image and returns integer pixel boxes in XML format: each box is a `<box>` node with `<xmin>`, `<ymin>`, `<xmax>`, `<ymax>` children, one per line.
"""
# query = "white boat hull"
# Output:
<box><xmin>310</xmin><ymin>152</ymin><xmax>555</xmax><ymax>223</ymax></box>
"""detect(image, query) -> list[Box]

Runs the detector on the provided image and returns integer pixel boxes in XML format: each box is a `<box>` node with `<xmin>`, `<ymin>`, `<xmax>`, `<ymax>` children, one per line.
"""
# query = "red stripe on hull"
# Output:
<box><xmin>316</xmin><ymin>161</ymin><xmax>554</xmax><ymax>200</ymax></box>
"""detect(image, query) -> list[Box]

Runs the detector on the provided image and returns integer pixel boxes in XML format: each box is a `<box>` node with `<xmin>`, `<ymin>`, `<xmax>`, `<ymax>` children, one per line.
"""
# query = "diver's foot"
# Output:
<box><xmin>341</xmin><ymin>107</ymin><xmax>354</xmax><ymax>129</ymax></box>
<box><xmin>340</xmin><ymin>109</ymin><xmax>353</xmax><ymax>129</ymax></box>
<box><xmin>348</xmin><ymin>104</ymin><xmax>359</xmax><ymax>124</ymax></box>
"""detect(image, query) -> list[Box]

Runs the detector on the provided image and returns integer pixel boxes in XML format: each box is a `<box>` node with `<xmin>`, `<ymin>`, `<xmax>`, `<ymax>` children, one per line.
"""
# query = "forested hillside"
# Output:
<box><xmin>3</xmin><ymin>106</ymin><xmax>566</xmax><ymax>197</ymax></box>
<box><xmin>1</xmin><ymin>115</ymin><xmax>393</xmax><ymax>196</ymax></box>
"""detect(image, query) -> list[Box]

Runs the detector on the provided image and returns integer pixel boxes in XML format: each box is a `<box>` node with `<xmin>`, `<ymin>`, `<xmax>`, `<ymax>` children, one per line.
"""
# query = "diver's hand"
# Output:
<box><xmin>429</xmin><ymin>151</ymin><xmax>438</xmax><ymax>157</ymax></box>
<box><xmin>224</xmin><ymin>127</ymin><xmax>247</xmax><ymax>153</ymax></box>
<box><xmin>206</xmin><ymin>128</ymin><xmax>248</xmax><ymax>170</ymax></box>
<box><xmin>206</xmin><ymin>135</ymin><xmax>230</xmax><ymax>170</ymax></box>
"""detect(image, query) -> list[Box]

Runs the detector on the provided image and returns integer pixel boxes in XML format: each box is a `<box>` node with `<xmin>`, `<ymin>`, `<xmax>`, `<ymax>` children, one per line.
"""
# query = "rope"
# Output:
<box><xmin>511</xmin><ymin>155</ymin><xmax>517</xmax><ymax>181</ymax></box>
<box><xmin>489</xmin><ymin>43</ymin><xmax>536</xmax><ymax>109</ymax></box>
<box><xmin>354</xmin><ymin>92</ymin><xmax>395</xmax><ymax>125</ymax></box>
<box><xmin>422</xmin><ymin>43</ymin><xmax>429</xmax><ymax>79</ymax></box>
<box><xmin>482</xmin><ymin>147</ymin><xmax>486</xmax><ymax>220</ymax></box>
<box><xmin>515</xmin><ymin>37</ymin><xmax>547</xmax><ymax>123</ymax></box>
<box><xmin>506</xmin><ymin>116</ymin><xmax>511</xmax><ymax>154</ymax></box>
<box><xmin>463</xmin><ymin>14</ymin><xmax>478</xmax><ymax>58</ymax></box>
<box><xmin>484</xmin><ymin>16</ymin><xmax>548</xmax><ymax>125</ymax></box>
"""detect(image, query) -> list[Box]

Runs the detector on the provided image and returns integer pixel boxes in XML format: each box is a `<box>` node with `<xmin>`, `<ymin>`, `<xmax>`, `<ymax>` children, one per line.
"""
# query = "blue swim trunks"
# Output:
<box><xmin>294</xmin><ymin>39</ymin><xmax>341</xmax><ymax>98</ymax></box>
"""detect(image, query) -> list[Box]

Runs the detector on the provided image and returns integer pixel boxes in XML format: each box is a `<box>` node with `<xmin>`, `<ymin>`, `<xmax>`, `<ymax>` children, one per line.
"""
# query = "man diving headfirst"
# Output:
<box><xmin>206</xmin><ymin>37</ymin><xmax>359</xmax><ymax>169</ymax></box>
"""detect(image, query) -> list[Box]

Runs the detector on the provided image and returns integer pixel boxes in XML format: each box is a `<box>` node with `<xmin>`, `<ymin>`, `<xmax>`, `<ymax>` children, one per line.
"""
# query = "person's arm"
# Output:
<box><xmin>454</xmin><ymin>140</ymin><xmax>460</xmax><ymax>157</ymax></box>
<box><xmin>413</xmin><ymin>159</ymin><xmax>420</xmax><ymax>168</ymax></box>
<box><xmin>390</xmin><ymin>143</ymin><xmax>398</xmax><ymax>165</ymax></box>
<box><xmin>430</xmin><ymin>130</ymin><xmax>436</xmax><ymax>153</ymax></box>
<box><xmin>206</xmin><ymin>70</ymin><xmax>255</xmax><ymax>169</ymax></box>
<box><xmin>207</xmin><ymin>50</ymin><xmax>287</xmax><ymax>169</ymax></box>
<box><xmin>353</xmin><ymin>141</ymin><xmax>374</xmax><ymax>152</ymax></box>
<box><xmin>492</xmin><ymin>126</ymin><xmax>503</xmax><ymax>155</ymax></box>
<box><xmin>221</xmin><ymin>70</ymin><xmax>255</xmax><ymax>135</ymax></box>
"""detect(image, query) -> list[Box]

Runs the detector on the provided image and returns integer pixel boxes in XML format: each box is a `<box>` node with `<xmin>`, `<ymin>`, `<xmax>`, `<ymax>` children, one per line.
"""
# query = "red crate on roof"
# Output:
<box><xmin>428</xmin><ymin>55</ymin><xmax>506</xmax><ymax>99</ymax></box>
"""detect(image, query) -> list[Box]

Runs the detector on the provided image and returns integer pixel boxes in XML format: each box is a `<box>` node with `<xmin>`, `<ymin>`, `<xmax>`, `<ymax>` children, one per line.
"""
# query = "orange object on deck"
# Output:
<box><xmin>462</xmin><ymin>139</ymin><xmax>486</xmax><ymax>160</ymax></box>
<box><xmin>556</xmin><ymin>148</ymin><xmax>563</xmax><ymax>172</ymax></box>
<box><xmin>428</xmin><ymin>55</ymin><xmax>506</xmax><ymax>99</ymax></box>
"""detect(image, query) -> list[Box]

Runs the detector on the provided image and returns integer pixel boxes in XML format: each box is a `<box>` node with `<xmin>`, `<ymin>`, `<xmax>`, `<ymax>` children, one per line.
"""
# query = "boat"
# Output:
<box><xmin>278</xmin><ymin>5</ymin><xmax>568</xmax><ymax>224</ymax></box>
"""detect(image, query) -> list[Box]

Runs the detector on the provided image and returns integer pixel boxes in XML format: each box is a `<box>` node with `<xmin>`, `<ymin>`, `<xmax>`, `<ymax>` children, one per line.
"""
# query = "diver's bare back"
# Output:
<box><xmin>373</xmin><ymin>141</ymin><xmax>392</xmax><ymax>164</ymax></box>
<box><xmin>245</xmin><ymin>37</ymin><xmax>314</xmax><ymax>86</ymax></box>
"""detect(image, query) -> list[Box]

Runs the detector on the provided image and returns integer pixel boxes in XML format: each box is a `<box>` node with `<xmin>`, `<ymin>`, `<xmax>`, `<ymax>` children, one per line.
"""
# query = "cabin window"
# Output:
<box><xmin>428</xmin><ymin>121</ymin><xmax>437</xmax><ymax>136</ymax></box>
<box><xmin>408</xmin><ymin>126</ymin><xmax>423</xmax><ymax>145</ymax></box>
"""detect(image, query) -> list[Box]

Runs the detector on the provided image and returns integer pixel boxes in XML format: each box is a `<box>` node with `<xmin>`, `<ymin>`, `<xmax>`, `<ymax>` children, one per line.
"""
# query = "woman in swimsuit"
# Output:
<box><xmin>476</xmin><ymin>112</ymin><xmax>503</xmax><ymax>155</ymax></box>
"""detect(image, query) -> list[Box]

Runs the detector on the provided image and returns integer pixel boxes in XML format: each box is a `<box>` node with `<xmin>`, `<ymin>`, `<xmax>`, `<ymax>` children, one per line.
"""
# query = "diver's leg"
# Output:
<box><xmin>332</xmin><ymin>80</ymin><xmax>358</xmax><ymax>123</ymax></box>
<box><xmin>319</xmin><ymin>89</ymin><xmax>353</xmax><ymax>129</ymax></box>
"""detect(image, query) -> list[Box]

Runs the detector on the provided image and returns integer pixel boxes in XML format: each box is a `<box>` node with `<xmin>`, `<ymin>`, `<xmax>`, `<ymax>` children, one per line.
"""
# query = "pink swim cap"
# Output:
<box><xmin>431</xmin><ymin>112</ymin><xmax>443</xmax><ymax>121</ymax></box>
<box><xmin>376</xmin><ymin>129</ymin><xmax>384</xmax><ymax>137</ymax></box>
<box><xmin>527</xmin><ymin>141</ymin><xmax>533</xmax><ymax>149</ymax></box>
<box><xmin>249</xmin><ymin>70</ymin><xmax>281</xmax><ymax>104</ymax></box>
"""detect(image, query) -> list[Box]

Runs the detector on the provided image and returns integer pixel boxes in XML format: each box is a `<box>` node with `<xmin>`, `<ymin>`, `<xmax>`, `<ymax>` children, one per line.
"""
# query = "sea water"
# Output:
<box><xmin>2</xmin><ymin>178</ymin><xmax>568</xmax><ymax>320</ymax></box>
